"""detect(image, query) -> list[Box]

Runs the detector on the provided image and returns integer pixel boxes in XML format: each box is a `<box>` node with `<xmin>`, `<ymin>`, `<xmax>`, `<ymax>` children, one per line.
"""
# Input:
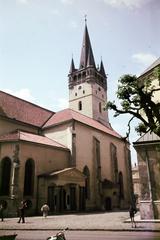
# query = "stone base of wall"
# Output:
<box><xmin>140</xmin><ymin>201</ymin><xmax>155</xmax><ymax>219</ymax></box>
<box><xmin>140</xmin><ymin>200</ymin><xmax>160</xmax><ymax>219</ymax></box>
<box><xmin>153</xmin><ymin>201</ymin><xmax>160</xmax><ymax>219</ymax></box>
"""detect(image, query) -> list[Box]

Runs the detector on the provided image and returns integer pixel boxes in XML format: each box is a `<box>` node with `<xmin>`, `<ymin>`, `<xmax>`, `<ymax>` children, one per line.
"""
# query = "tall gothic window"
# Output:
<box><xmin>119</xmin><ymin>171</ymin><xmax>124</xmax><ymax>199</ymax></box>
<box><xmin>95</xmin><ymin>138</ymin><xmax>101</xmax><ymax>180</ymax></box>
<box><xmin>78</xmin><ymin>101</ymin><xmax>82</xmax><ymax>110</ymax></box>
<box><xmin>24</xmin><ymin>159</ymin><xmax>35</xmax><ymax>196</ymax></box>
<box><xmin>83</xmin><ymin>166</ymin><xmax>90</xmax><ymax>199</ymax></box>
<box><xmin>0</xmin><ymin>157</ymin><xmax>12</xmax><ymax>196</ymax></box>
<box><xmin>99</xmin><ymin>102</ymin><xmax>102</xmax><ymax>113</ymax></box>
<box><xmin>110</xmin><ymin>143</ymin><xmax>118</xmax><ymax>183</ymax></box>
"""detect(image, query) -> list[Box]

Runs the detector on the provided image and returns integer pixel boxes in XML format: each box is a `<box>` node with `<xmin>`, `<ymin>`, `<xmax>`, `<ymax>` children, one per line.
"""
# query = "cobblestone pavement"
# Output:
<box><xmin>1</xmin><ymin>211</ymin><xmax>160</xmax><ymax>233</ymax></box>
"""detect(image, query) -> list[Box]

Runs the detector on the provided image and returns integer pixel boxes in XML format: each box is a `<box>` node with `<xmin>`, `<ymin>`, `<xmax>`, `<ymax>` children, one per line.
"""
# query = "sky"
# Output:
<box><xmin>0</xmin><ymin>0</ymin><xmax>160</xmax><ymax>164</ymax></box>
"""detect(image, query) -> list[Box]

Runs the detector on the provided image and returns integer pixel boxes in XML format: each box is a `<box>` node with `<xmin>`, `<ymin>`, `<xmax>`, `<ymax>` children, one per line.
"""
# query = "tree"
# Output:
<box><xmin>106</xmin><ymin>66</ymin><xmax>160</xmax><ymax>138</ymax></box>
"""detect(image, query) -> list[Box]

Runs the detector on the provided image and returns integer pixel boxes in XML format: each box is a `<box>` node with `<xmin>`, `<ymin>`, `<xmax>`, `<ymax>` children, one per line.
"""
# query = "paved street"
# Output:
<box><xmin>1</xmin><ymin>211</ymin><xmax>160</xmax><ymax>239</ymax></box>
<box><xmin>1</xmin><ymin>230</ymin><xmax>160</xmax><ymax>240</ymax></box>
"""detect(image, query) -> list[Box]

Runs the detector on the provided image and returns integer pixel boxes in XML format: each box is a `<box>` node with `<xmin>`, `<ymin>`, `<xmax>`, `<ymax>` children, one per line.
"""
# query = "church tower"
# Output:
<box><xmin>68</xmin><ymin>21</ymin><xmax>110</xmax><ymax>127</ymax></box>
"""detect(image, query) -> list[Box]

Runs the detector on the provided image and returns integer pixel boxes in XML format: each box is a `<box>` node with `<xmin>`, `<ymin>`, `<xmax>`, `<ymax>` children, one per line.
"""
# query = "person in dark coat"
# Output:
<box><xmin>129</xmin><ymin>205</ymin><xmax>137</xmax><ymax>228</ymax></box>
<box><xmin>0</xmin><ymin>203</ymin><xmax>4</xmax><ymax>222</ymax></box>
<box><xmin>17</xmin><ymin>201</ymin><xmax>27</xmax><ymax>223</ymax></box>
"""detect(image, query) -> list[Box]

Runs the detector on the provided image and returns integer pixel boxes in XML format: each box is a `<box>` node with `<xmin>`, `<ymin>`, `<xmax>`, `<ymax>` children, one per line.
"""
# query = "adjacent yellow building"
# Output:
<box><xmin>133</xmin><ymin>57</ymin><xmax>160</xmax><ymax>219</ymax></box>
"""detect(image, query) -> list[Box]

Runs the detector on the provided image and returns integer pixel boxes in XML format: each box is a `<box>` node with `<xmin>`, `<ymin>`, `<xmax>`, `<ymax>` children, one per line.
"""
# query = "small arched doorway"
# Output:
<box><xmin>105</xmin><ymin>197</ymin><xmax>112</xmax><ymax>211</ymax></box>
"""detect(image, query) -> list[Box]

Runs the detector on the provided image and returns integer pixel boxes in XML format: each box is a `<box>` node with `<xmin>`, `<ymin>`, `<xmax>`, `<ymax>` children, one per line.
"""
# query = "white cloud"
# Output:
<box><xmin>56</xmin><ymin>98</ymin><xmax>69</xmax><ymax>110</ymax></box>
<box><xmin>103</xmin><ymin>0</ymin><xmax>152</xmax><ymax>9</ymax></box>
<box><xmin>3</xmin><ymin>88</ymin><xmax>35</xmax><ymax>102</ymax></box>
<box><xmin>16</xmin><ymin>0</ymin><xmax>29</xmax><ymax>4</ymax></box>
<box><xmin>132</xmin><ymin>53</ymin><xmax>157</xmax><ymax>67</ymax></box>
<box><xmin>61</xmin><ymin>0</ymin><xmax>74</xmax><ymax>5</ymax></box>
<box><xmin>50</xmin><ymin>9</ymin><xmax>61</xmax><ymax>16</ymax></box>
<box><xmin>69</xmin><ymin>20</ymin><xmax>78</xmax><ymax>29</ymax></box>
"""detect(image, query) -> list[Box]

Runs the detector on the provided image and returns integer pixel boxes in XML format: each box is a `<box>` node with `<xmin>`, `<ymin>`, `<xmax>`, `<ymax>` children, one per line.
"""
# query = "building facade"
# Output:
<box><xmin>0</xmin><ymin>23</ymin><xmax>132</xmax><ymax>217</ymax></box>
<box><xmin>133</xmin><ymin>58</ymin><xmax>160</xmax><ymax>219</ymax></box>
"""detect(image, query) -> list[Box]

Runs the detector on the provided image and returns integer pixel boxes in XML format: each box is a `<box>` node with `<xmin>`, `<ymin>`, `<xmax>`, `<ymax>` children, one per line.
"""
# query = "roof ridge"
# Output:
<box><xmin>138</xmin><ymin>57</ymin><xmax>160</xmax><ymax>77</ymax></box>
<box><xmin>69</xmin><ymin>108</ymin><xmax>113</xmax><ymax>130</ymax></box>
<box><xmin>0</xmin><ymin>90</ymin><xmax>54</xmax><ymax>114</ymax></box>
<box><xmin>20</xmin><ymin>130</ymin><xmax>68</xmax><ymax>149</ymax></box>
<box><xmin>43</xmin><ymin>108</ymin><xmax>122</xmax><ymax>139</ymax></box>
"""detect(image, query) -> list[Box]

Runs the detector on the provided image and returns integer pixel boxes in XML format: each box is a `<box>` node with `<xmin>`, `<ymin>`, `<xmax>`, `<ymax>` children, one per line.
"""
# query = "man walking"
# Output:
<box><xmin>17</xmin><ymin>201</ymin><xmax>27</xmax><ymax>223</ymax></box>
<box><xmin>129</xmin><ymin>204</ymin><xmax>137</xmax><ymax>228</ymax></box>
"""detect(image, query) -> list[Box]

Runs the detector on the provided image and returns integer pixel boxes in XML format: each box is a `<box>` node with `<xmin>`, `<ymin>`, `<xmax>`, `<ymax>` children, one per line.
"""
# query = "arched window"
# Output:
<box><xmin>119</xmin><ymin>171</ymin><xmax>124</xmax><ymax>199</ymax></box>
<box><xmin>83</xmin><ymin>166</ymin><xmax>90</xmax><ymax>199</ymax></box>
<box><xmin>78</xmin><ymin>101</ymin><xmax>82</xmax><ymax>111</ymax></box>
<box><xmin>0</xmin><ymin>157</ymin><xmax>12</xmax><ymax>196</ymax></box>
<box><xmin>24</xmin><ymin>159</ymin><xmax>35</xmax><ymax>196</ymax></box>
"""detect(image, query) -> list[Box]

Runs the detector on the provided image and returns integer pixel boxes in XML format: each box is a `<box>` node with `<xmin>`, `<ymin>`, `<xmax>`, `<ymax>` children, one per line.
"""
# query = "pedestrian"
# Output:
<box><xmin>17</xmin><ymin>201</ymin><xmax>27</xmax><ymax>223</ymax></box>
<box><xmin>129</xmin><ymin>204</ymin><xmax>137</xmax><ymax>228</ymax></box>
<box><xmin>41</xmin><ymin>203</ymin><xmax>50</xmax><ymax>218</ymax></box>
<box><xmin>0</xmin><ymin>203</ymin><xmax>4</xmax><ymax>222</ymax></box>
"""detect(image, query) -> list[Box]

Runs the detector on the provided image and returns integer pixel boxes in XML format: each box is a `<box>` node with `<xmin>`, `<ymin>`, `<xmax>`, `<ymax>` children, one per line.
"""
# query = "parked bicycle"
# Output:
<box><xmin>46</xmin><ymin>228</ymin><xmax>68</xmax><ymax>240</ymax></box>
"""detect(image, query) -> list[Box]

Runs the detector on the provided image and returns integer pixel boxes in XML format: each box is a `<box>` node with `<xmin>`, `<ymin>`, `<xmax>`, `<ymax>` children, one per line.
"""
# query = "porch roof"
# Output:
<box><xmin>39</xmin><ymin>167</ymin><xmax>86</xmax><ymax>186</ymax></box>
<box><xmin>133</xmin><ymin>131</ymin><xmax>160</xmax><ymax>145</ymax></box>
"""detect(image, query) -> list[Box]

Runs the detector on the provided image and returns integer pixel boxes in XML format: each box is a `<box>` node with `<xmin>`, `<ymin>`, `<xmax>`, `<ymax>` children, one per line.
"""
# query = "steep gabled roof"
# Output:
<box><xmin>43</xmin><ymin>108</ymin><xmax>122</xmax><ymax>139</ymax></box>
<box><xmin>0</xmin><ymin>91</ymin><xmax>54</xmax><ymax>127</ymax></box>
<box><xmin>139</xmin><ymin>57</ymin><xmax>160</xmax><ymax>77</ymax></box>
<box><xmin>0</xmin><ymin>130</ymin><xmax>69</xmax><ymax>149</ymax></box>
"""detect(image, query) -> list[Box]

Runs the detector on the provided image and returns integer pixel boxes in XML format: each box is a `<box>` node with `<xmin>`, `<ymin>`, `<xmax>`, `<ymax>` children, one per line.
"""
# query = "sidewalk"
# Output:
<box><xmin>1</xmin><ymin>211</ymin><xmax>160</xmax><ymax>232</ymax></box>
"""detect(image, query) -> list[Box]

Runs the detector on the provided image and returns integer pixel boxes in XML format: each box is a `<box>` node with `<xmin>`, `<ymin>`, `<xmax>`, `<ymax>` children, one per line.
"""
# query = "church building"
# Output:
<box><xmin>0</xmin><ymin>22</ymin><xmax>132</xmax><ymax>216</ymax></box>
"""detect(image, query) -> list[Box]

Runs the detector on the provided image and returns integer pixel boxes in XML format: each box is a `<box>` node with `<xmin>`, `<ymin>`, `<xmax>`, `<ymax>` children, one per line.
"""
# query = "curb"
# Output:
<box><xmin>1</xmin><ymin>228</ymin><xmax>160</xmax><ymax>232</ymax></box>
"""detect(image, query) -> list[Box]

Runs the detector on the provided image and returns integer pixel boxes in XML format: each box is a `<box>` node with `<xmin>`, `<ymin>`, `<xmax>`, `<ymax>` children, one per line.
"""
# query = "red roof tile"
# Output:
<box><xmin>0</xmin><ymin>130</ymin><xmax>69</xmax><ymax>149</ymax></box>
<box><xmin>0</xmin><ymin>91</ymin><xmax>54</xmax><ymax>127</ymax></box>
<box><xmin>43</xmin><ymin>108</ymin><xmax>122</xmax><ymax>139</ymax></box>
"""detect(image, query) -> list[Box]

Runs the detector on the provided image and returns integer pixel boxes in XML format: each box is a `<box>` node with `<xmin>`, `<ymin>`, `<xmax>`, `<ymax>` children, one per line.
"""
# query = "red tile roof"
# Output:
<box><xmin>0</xmin><ymin>130</ymin><xmax>69</xmax><ymax>150</ymax></box>
<box><xmin>0</xmin><ymin>91</ymin><xmax>54</xmax><ymax>127</ymax></box>
<box><xmin>43</xmin><ymin>108</ymin><xmax>122</xmax><ymax>139</ymax></box>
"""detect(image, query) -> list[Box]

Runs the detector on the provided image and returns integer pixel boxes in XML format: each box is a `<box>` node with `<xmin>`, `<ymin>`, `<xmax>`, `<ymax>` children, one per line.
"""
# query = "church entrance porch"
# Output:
<box><xmin>38</xmin><ymin>167</ymin><xmax>86</xmax><ymax>214</ymax></box>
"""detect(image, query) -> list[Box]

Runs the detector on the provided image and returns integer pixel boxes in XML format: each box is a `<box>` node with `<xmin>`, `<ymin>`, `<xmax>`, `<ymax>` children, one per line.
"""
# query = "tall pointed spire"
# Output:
<box><xmin>79</xmin><ymin>19</ymin><xmax>95</xmax><ymax>69</ymax></box>
<box><xmin>99</xmin><ymin>59</ymin><xmax>106</xmax><ymax>77</ymax></box>
<box><xmin>69</xmin><ymin>57</ymin><xmax>76</xmax><ymax>73</ymax></box>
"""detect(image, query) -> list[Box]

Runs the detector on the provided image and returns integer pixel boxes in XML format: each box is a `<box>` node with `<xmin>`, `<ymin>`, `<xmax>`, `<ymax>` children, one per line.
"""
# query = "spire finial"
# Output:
<box><xmin>84</xmin><ymin>14</ymin><xmax>87</xmax><ymax>25</ymax></box>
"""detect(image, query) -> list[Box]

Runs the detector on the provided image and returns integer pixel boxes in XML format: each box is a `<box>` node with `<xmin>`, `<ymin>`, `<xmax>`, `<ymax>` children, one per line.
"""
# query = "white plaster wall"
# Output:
<box><xmin>43</xmin><ymin>122</ymin><xmax>72</xmax><ymax>150</ymax></box>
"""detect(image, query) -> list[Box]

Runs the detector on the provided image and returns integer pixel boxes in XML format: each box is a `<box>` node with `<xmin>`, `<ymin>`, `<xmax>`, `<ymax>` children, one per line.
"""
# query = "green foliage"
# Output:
<box><xmin>106</xmin><ymin>70</ymin><xmax>160</xmax><ymax>138</ymax></box>
<box><xmin>135</xmin><ymin>123</ymin><xmax>147</xmax><ymax>135</ymax></box>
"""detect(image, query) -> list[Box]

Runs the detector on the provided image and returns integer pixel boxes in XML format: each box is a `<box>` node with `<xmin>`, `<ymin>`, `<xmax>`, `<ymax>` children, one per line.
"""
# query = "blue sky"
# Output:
<box><xmin>0</xmin><ymin>0</ymin><xmax>160</xmax><ymax>164</ymax></box>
